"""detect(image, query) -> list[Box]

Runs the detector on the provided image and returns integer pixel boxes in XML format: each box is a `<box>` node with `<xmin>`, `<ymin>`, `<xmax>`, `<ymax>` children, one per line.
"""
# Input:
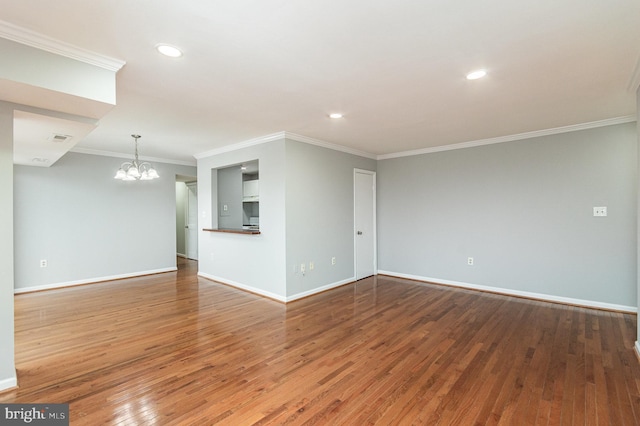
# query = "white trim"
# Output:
<box><xmin>377</xmin><ymin>270</ymin><xmax>638</xmax><ymax>313</ymax></box>
<box><xmin>0</xmin><ymin>374</ymin><xmax>17</xmax><ymax>392</ymax></box>
<box><xmin>194</xmin><ymin>132</ymin><xmax>287</xmax><ymax>159</ymax></box>
<box><xmin>194</xmin><ymin>131</ymin><xmax>377</xmax><ymax>160</ymax></box>
<box><xmin>198</xmin><ymin>272</ymin><xmax>355</xmax><ymax>303</ymax></box>
<box><xmin>177</xmin><ymin>253</ymin><xmax>187</xmax><ymax>258</ymax></box>
<box><xmin>285</xmin><ymin>278</ymin><xmax>355</xmax><ymax>302</ymax></box>
<box><xmin>284</xmin><ymin>132</ymin><xmax>377</xmax><ymax>159</ymax></box>
<box><xmin>198</xmin><ymin>272</ymin><xmax>286</xmax><ymax>302</ymax></box>
<box><xmin>377</xmin><ymin>116</ymin><xmax>637</xmax><ymax>160</ymax></box>
<box><xmin>635</xmin><ymin>341</ymin><xmax>640</xmax><ymax>360</ymax></box>
<box><xmin>14</xmin><ymin>267</ymin><xmax>177</xmax><ymax>294</ymax></box>
<box><xmin>627</xmin><ymin>54</ymin><xmax>640</xmax><ymax>93</ymax></box>
<box><xmin>194</xmin><ymin>116</ymin><xmax>637</xmax><ymax>163</ymax></box>
<box><xmin>70</xmin><ymin>147</ymin><xmax>196</xmax><ymax>166</ymax></box>
<box><xmin>0</xmin><ymin>20</ymin><xmax>125</xmax><ymax>72</ymax></box>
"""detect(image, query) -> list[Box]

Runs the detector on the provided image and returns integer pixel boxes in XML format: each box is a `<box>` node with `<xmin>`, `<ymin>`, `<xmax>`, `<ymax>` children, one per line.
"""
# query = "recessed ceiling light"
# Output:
<box><xmin>329</xmin><ymin>113</ymin><xmax>343</xmax><ymax>119</ymax></box>
<box><xmin>156</xmin><ymin>44</ymin><xmax>183</xmax><ymax>58</ymax></box>
<box><xmin>466</xmin><ymin>69</ymin><xmax>487</xmax><ymax>80</ymax></box>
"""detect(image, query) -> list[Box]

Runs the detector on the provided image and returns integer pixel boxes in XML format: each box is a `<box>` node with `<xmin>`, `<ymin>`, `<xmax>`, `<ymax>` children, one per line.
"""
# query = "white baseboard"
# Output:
<box><xmin>177</xmin><ymin>253</ymin><xmax>187</xmax><ymax>258</ymax></box>
<box><xmin>14</xmin><ymin>267</ymin><xmax>178</xmax><ymax>294</ymax></box>
<box><xmin>377</xmin><ymin>270</ymin><xmax>637</xmax><ymax>313</ymax></box>
<box><xmin>635</xmin><ymin>342</ymin><xmax>640</xmax><ymax>360</ymax></box>
<box><xmin>0</xmin><ymin>373</ymin><xmax>17</xmax><ymax>392</ymax></box>
<box><xmin>197</xmin><ymin>272</ymin><xmax>355</xmax><ymax>303</ymax></box>
<box><xmin>198</xmin><ymin>272</ymin><xmax>287</xmax><ymax>302</ymax></box>
<box><xmin>285</xmin><ymin>277</ymin><xmax>355</xmax><ymax>302</ymax></box>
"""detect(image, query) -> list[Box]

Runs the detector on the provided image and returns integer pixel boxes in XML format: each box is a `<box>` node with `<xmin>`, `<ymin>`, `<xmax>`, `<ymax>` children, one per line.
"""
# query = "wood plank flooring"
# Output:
<box><xmin>1</xmin><ymin>258</ymin><xmax>639</xmax><ymax>425</ymax></box>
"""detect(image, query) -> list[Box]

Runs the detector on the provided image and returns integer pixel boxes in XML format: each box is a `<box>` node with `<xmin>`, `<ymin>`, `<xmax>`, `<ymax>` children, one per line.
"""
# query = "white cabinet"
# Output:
<box><xmin>243</xmin><ymin>180</ymin><xmax>259</xmax><ymax>201</ymax></box>
<box><xmin>242</xmin><ymin>179</ymin><xmax>259</xmax><ymax>228</ymax></box>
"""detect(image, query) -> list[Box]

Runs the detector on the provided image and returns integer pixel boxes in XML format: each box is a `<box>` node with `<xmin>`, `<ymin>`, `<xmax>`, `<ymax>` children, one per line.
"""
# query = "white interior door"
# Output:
<box><xmin>354</xmin><ymin>169</ymin><xmax>376</xmax><ymax>280</ymax></box>
<box><xmin>186</xmin><ymin>182</ymin><xmax>198</xmax><ymax>260</ymax></box>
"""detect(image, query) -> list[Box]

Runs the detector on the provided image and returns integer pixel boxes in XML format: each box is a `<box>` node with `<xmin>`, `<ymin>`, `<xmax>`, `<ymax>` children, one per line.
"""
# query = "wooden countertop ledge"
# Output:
<box><xmin>203</xmin><ymin>228</ymin><xmax>261</xmax><ymax>235</ymax></box>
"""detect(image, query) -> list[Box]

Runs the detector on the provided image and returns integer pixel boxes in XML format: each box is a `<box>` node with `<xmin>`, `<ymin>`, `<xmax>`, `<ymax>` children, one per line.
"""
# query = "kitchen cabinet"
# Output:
<box><xmin>243</xmin><ymin>180</ymin><xmax>259</xmax><ymax>201</ymax></box>
<box><xmin>242</xmin><ymin>179</ymin><xmax>259</xmax><ymax>229</ymax></box>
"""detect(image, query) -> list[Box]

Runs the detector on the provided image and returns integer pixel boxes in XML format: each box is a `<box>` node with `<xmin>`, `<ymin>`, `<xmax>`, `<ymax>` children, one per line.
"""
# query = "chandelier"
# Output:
<box><xmin>114</xmin><ymin>134</ymin><xmax>159</xmax><ymax>181</ymax></box>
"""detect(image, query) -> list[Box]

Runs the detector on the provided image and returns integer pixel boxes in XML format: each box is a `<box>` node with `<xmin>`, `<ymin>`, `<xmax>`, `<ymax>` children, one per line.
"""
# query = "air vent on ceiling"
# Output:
<box><xmin>49</xmin><ymin>133</ymin><xmax>72</xmax><ymax>143</ymax></box>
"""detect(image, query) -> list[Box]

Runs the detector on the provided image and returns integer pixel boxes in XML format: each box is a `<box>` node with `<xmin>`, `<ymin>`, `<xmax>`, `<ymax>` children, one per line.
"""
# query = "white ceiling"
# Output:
<box><xmin>2</xmin><ymin>1</ymin><xmax>639</xmax><ymax>165</ymax></box>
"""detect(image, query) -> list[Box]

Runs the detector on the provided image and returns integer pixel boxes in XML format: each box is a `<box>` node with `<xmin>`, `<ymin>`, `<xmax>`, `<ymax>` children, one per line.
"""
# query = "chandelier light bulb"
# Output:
<box><xmin>127</xmin><ymin>166</ymin><xmax>140</xmax><ymax>178</ymax></box>
<box><xmin>114</xmin><ymin>169</ymin><xmax>126</xmax><ymax>179</ymax></box>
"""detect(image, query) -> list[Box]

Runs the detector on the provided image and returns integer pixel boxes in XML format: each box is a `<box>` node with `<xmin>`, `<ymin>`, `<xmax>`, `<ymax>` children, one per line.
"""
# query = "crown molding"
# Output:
<box><xmin>70</xmin><ymin>147</ymin><xmax>196</xmax><ymax>166</ymax></box>
<box><xmin>195</xmin><ymin>115</ymin><xmax>637</xmax><ymax>163</ymax></box>
<box><xmin>0</xmin><ymin>20</ymin><xmax>125</xmax><ymax>72</ymax></box>
<box><xmin>193</xmin><ymin>132</ymin><xmax>287</xmax><ymax>159</ymax></box>
<box><xmin>378</xmin><ymin>115</ymin><xmax>637</xmax><ymax>160</ymax></box>
<box><xmin>194</xmin><ymin>131</ymin><xmax>377</xmax><ymax>160</ymax></box>
<box><xmin>282</xmin><ymin>132</ymin><xmax>377</xmax><ymax>159</ymax></box>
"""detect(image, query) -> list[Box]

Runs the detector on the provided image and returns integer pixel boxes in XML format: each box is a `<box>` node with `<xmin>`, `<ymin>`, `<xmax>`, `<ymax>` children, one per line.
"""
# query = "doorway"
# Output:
<box><xmin>185</xmin><ymin>182</ymin><xmax>198</xmax><ymax>260</ymax></box>
<box><xmin>354</xmin><ymin>169</ymin><xmax>376</xmax><ymax>280</ymax></box>
<box><xmin>176</xmin><ymin>176</ymin><xmax>198</xmax><ymax>261</ymax></box>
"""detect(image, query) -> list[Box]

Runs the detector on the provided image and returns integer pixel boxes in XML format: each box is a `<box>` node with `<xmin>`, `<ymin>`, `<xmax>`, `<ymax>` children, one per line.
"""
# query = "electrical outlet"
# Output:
<box><xmin>40</xmin><ymin>259</ymin><xmax>47</xmax><ymax>268</ymax></box>
<box><xmin>309</xmin><ymin>261</ymin><xmax>314</xmax><ymax>271</ymax></box>
<box><xmin>331</xmin><ymin>257</ymin><xmax>336</xmax><ymax>265</ymax></box>
<box><xmin>300</xmin><ymin>263</ymin><xmax>306</xmax><ymax>273</ymax></box>
<box><xmin>593</xmin><ymin>206</ymin><xmax>607</xmax><ymax>217</ymax></box>
<box><xmin>467</xmin><ymin>257</ymin><xmax>474</xmax><ymax>266</ymax></box>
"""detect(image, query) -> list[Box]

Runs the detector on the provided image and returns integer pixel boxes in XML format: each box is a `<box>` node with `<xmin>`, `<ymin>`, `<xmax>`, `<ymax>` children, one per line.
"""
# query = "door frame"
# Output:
<box><xmin>185</xmin><ymin>181</ymin><xmax>198</xmax><ymax>260</ymax></box>
<box><xmin>353</xmin><ymin>168</ymin><xmax>377</xmax><ymax>280</ymax></box>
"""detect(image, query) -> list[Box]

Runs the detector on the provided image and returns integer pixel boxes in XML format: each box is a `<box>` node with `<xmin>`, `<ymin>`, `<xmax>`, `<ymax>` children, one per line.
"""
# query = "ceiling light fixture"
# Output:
<box><xmin>329</xmin><ymin>113</ymin><xmax>343</xmax><ymax>119</ymax></box>
<box><xmin>466</xmin><ymin>69</ymin><xmax>487</xmax><ymax>80</ymax></box>
<box><xmin>156</xmin><ymin>44</ymin><xmax>183</xmax><ymax>58</ymax></box>
<box><xmin>114</xmin><ymin>134</ymin><xmax>160</xmax><ymax>181</ymax></box>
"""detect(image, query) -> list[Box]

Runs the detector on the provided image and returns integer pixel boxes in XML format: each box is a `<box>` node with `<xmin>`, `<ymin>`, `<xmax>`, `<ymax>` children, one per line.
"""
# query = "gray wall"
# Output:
<box><xmin>197</xmin><ymin>137</ymin><xmax>376</xmax><ymax>300</ymax></box>
<box><xmin>217</xmin><ymin>165</ymin><xmax>243</xmax><ymax>229</ymax></box>
<box><xmin>378</xmin><ymin>122</ymin><xmax>637</xmax><ymax>308</ymax></box>
<box><xmin>14</xmin><ymin>152</ymin><xmax>196</xmax><ymax>290</ymax></box>
<box><xmin>0</xmin><ymin>102</ymin><xmax>16</xmax><ymax>389</ymax></box>
<box><xmin>197</xmin><ymin>140</ymin><xmax>287</xmax><ymax>299</ymax></box>
<box><xmin>285</xmin><ymin>139</ymin><xmax>376</xmax><ymax>297</ymax></box>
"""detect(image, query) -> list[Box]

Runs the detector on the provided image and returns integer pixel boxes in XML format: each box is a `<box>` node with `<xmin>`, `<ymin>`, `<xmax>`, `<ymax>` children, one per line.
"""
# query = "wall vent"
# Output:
<box><xmin>49</xmin><ymin>133</ymin><xmax>72</xmax><ymax>143</ymax></box>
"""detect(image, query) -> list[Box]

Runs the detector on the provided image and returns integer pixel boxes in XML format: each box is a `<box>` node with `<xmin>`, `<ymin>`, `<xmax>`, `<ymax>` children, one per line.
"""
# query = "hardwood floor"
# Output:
<box><xmin>2</xmin><ymin>258</ymin><xmax>639</xmax><ymax>425</ymax></box>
